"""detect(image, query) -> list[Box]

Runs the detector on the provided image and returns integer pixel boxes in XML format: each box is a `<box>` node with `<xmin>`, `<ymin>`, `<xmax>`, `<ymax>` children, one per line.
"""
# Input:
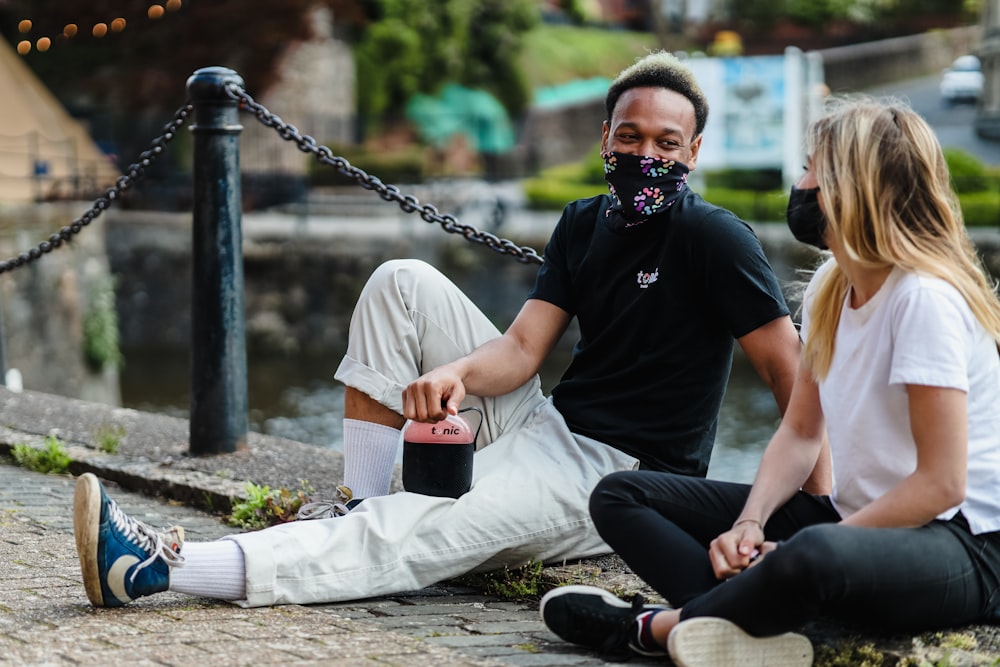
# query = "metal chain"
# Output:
<box><xmin>227</xmin><ymin>84</ymin><xmax>544</xmax><ymax>266</ymax></box>
<box><xmin>0</xmin><ymin>103</ymin><xmax>193</xmax><ymax>274</ymax></box>
<box><xmin>0</xmin><ymin>86</ymin><xmax>545</xmax><ymax>272</ymax></box>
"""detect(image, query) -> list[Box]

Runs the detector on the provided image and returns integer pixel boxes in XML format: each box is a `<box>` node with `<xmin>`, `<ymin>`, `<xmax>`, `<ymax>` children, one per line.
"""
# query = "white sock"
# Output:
<box><xmin>342</xmin><ymin>418</ymin><xmax>400</xmax><ymax>498</ymax></box>
<box><xmin>168</xmin><ymin>539</ymin><xmax>246</xmax><ymax>601</ymax></box>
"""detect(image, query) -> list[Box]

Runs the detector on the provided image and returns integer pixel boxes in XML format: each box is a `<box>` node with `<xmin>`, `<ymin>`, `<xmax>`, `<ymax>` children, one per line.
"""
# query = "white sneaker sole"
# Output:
<box><xmin>668</xmin><ymin>616</ymin><xmax>813</xmax><ymax>667</ymax></box>
<box><xmin>73</xmin><ymin>472</ymin><xmax>105</xmax><ymax>607</ymax></box>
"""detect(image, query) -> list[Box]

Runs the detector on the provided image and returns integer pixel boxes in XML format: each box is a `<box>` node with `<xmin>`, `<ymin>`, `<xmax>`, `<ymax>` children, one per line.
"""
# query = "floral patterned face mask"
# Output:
<box><xmin>603</xmin><ymin>151</ymin><xmax>690</xmax><ymax>230</ymax></box>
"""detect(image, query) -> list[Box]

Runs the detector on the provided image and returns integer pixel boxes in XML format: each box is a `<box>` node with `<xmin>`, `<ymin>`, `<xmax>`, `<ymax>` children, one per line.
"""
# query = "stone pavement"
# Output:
<box><xmin>2</xmin><ymin>386</ymin><xmax>1000</xmax><ymax>666</ymax></box>
<box><xmin>0</xmin><ymin>464</ymin><xmax>657</xmax><ymax>667</ymax></box>
<box><xmin>0</xmin><ymin>387</ymin><xmax>657</xmax><ymax>667</ymax></box>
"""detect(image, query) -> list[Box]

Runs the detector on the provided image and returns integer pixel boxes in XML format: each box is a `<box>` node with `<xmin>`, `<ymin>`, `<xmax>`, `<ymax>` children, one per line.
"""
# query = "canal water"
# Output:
<box><xmin>115</xmin><ymin>212</ymin><xmax>837</xmax><ymax>486</ymax></box>
<box><xmin>119</xmin><ymin>342</ymin><xmax>778</xmax><ymax>485</ymax></box>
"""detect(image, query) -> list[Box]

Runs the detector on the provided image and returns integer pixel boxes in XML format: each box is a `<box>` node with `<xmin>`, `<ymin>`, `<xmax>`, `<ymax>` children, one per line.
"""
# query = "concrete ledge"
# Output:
<box><xmin>0</xmin><ymin>385</ymin><xmax>367</xmax><ymax>513</ymax></box>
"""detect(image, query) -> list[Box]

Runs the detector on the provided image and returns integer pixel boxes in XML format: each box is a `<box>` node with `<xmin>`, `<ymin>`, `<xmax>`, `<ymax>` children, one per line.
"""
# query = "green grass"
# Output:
<box><xmin>226</xmin><ymin>481</ymin><xmax>314</xmax><ymax>530</ymax></box>
<box><xmin>457</xmin><ymin>559</ymin><xmax>547</xmax><ymax>600</ymax></box>
<box><xmin>94</xmin><ymin>424</ymin><xmax>126</xmax><ymax>454</ymax></box>
<box><xmin>11</xmin><ymin>436</ymin><xmax>71</xmax><ymax>474</ymax></box>
<box><xmin>519</xmin><ymin>24</ymin><xmax>660</xmax><ymax>89</ymax></box>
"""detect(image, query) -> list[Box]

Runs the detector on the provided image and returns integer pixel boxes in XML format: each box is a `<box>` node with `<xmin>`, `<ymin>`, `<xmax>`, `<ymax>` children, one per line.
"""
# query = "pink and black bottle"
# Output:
<box><xmin>401</xmin><ymin>407</ymin><xmax>483</xmax><ymax>499</ymax></box>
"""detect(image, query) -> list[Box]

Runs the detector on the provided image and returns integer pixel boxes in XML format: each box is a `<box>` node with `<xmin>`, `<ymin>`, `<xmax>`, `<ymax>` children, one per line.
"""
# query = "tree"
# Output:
<box><xmin>463</xmin><ymin>0</ymin><xmax>539</xmax><ymax>116</ymax></box>
<box><xmin>353</xmin><ymin>0</ymin><xmax>539</xmax><ymax>121</ymax></box>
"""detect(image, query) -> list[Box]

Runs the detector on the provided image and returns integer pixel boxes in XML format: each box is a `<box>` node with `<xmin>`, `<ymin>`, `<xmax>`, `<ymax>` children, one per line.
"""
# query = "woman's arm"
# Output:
<box><xmin>841</xmin><ymin>384</ymin><xmax>967</xmax><ymax>528</ymax></box>
<box><xmin>708</xmin><ymin>362</ymin><xmax>826</xmax><ymax>578</ymax></box>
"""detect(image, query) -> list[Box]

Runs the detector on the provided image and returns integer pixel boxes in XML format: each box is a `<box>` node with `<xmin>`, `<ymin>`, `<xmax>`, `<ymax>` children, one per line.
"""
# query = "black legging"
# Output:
<box><xmin>590</xmin><ymin>470</ymin><xmax>1000</xmax><ymax>637</ymax></box>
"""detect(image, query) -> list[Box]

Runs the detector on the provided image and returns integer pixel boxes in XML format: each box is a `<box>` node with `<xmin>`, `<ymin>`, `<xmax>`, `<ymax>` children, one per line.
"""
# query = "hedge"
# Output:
<box><xmin>525</xmin><ymin>183</ymin><xmax>1000</xmax><ymax>227</ymax></box>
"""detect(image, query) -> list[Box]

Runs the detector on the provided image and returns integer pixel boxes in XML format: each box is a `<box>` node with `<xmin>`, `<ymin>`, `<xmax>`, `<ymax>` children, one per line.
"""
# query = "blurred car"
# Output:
<box><xmin>940</xmin><ymin>55</ymin><xmax>984</xmax><ymax>105</ymax></box>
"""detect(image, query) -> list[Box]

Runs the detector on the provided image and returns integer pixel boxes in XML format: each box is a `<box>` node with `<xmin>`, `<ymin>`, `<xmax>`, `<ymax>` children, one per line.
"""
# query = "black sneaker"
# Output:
<box><xmin>539</xmin><ymin>584</ymin><xmax>670</xmax><ymax>661</ymax></box>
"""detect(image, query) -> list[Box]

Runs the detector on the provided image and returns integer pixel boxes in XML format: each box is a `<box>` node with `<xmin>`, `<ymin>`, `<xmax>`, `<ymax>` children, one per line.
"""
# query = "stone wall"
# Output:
<box><xmin>0</xmin><ymin>203</ymin><xmax>120</xmax><ymax>404</ymax></box>
<box><xmin>104</xmin><ymin>209</ymin><xmax>1000</xmax><ymax>363</ymax></box>
<box><xmin>104</xmin><ymin>210</ymin><xmax>544</xmax><ymax>356</ymax></box>
<box><xmin>816</xmin><ymin>25</ymin><xmax>979</xmax><ymax>92</ymax></box>
<box><xmin>240</xmin><ymin>6</ymin><xmax>356</xmax><ymax>178</ymax></box>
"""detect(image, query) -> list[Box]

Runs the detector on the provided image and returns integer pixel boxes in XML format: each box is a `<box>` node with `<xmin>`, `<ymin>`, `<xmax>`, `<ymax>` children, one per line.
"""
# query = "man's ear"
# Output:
<box><xmin>601</xmin><ymin>120</ymin><xmax>610</xmax><ymax>154</ymax></box>
<box><xmin>687</xmin><ymin>134</ymin><xmax>703</xmax><ymax>170</ymax></box>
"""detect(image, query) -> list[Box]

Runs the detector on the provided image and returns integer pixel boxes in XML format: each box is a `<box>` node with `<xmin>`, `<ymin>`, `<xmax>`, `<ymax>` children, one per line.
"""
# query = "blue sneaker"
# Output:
<box><xmin>73</xmin><ymin>472</ymin><xmax>185</xmax><ymax>607</ymax></box>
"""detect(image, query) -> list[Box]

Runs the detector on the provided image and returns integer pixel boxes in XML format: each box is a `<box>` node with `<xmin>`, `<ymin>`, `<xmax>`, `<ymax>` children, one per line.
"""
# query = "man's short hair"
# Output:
<box><xmin>605</xmin><ymin>51</ymin><xmax>709</xmax><ymax>138</ymax></box>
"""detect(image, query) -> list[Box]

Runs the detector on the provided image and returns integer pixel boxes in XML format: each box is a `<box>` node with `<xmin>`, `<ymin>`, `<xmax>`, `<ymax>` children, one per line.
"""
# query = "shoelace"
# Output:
<box><xmin>106</xmin><ymin>496</ymin><xmax>185</xmax><ymax>582</ymax></box>
<box><xmin>296</xmin><ymin>485</ymin><xmax>355</xmax><ymax>520</ymax></box>
<box><xmin>599</xmin><ymin>594</ymin><xmax>648</xmax><ymax>662</ymax></box>
<box><xmin>296</xmin><ymin>499</ymin><xmax>352</xmax><ymax>519</ymax></box>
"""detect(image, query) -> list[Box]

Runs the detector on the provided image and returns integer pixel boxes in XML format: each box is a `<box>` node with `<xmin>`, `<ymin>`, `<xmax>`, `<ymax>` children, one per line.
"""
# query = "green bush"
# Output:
<box><xmin>957</xmin><ymin>190</ymin><xmax>1000</xmax><ymax>227</ymax></box>
<box><xmin>704</xmin><ymin>188</ymin><xmax>788</xmax><ymax>222</ymax></box>
<box><xmin>579</xmin><ymin>146</ymin><xmax>607</xmax><ymax>185</ymax></box>
<box><xmin>526</xmin><ymin>150</ymin><xmax>1000</xmax><ymax>226</ymax></box>
<box><xmin>226</xmin><ymin>481</ymin><xmax>314</xmax><ymax>530</ymax></box>
<box><xmin>945</xmin><ymin>148</ymin><xmax>990</xmax><ymax>193</ymax></box>
<box><xmin>83</xmin><ymin>276</ymin><xmax>123</xmax><ymax>372</ymax></box>
<box><xmin>524</xmin><ymin>149</ymin><xmax>606</xmax><ymax>210</ymax></box>
<box><xmin>524</xmin><ymin>177</ymin><xmax>606</xmax><ymax>210</ymax></box>
<box><xmin>705</xmin><ymin>168</ymin><xmax>783</xmax><ymax>191</ymax></box>
<box><xmin>12</xmin><ymin>436</ymin><xmax>71</xmax><ymax>474</ymax></box>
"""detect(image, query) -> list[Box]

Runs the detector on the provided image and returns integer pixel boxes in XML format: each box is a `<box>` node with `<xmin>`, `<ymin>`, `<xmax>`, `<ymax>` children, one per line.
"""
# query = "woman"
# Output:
<box><xmin>539</xmin><ymin>98</ymin><xmax>1000</xmax><ymax>666</ymax></box>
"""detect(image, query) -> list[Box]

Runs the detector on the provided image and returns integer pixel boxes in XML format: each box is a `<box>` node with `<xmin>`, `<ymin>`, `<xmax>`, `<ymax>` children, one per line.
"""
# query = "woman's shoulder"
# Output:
<box><xmin>888</xmin><ymin>269</ymin><xmax>977</xmax><ymax>325</ymax></box>
<box><xmin>893</xmin><ymin>270</ymin><xmax>965</xmax><ymax>303</ymax></box>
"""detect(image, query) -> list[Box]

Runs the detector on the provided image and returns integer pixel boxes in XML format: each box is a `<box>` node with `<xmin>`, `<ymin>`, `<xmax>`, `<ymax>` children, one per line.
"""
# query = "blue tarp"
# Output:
<box><xmin>532</xmin><ymin>77</ymin><xmax>611</xmax><ymax>109</ymax></box>
<box><xmin>406</xmin><ymin>84</ymin><xmax>515</xmax><ymax>154</ymax></box>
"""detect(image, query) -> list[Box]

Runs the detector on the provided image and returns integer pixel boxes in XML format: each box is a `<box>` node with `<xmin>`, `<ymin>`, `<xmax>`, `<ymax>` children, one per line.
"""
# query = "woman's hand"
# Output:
<box><xmin>747</xmin><ymin>540</ymin><xmax>779</xmax><ymax>568</ymax></box>
<box><xmin>708</xmin><ymin>520</ymin><xmax>765</xmax><ymax>580</ymax></box>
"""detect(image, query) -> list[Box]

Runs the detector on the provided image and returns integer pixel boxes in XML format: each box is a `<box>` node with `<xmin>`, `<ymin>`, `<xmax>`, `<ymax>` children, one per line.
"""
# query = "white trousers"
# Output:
<box><xmin>226</xmin><ymin>259</ymin><xmax>638</xmax><ymax>606</ymax></box>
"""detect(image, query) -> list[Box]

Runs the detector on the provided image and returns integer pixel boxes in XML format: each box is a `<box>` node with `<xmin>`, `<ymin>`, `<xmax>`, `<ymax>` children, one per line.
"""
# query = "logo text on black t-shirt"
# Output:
<box><xmin>636</xmin><ymin>268</ymin><xmax>659</xmax><ymax>288</ymax></box>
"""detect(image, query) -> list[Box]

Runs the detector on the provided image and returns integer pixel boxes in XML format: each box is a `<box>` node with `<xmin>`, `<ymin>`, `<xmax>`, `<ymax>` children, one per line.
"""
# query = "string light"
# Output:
<box><xmin>14</xmin><ymin>2</ymin><xmax>183</xmax><ymax>55</ymax></box>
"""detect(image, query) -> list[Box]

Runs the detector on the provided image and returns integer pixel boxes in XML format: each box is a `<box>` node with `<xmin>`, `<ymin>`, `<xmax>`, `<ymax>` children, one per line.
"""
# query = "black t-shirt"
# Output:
<box><xmin>528</xmin><ymin>190</ymin><xmax>789</xmax><ymax>476</ymax></box>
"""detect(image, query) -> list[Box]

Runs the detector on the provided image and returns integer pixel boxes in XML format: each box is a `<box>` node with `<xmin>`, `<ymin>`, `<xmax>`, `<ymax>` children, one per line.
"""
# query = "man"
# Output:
<box><xmin>73</xmin><ymin>51</ymin><xmax>827</xmax><ymax>609</ymax></box>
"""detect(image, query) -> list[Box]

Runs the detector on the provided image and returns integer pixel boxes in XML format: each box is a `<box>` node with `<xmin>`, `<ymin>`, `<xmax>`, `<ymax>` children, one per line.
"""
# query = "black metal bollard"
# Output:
<box><xmin>187</xmin><ymin>67</ymin><xmax>249</xmax><ymax>455</ymax></box>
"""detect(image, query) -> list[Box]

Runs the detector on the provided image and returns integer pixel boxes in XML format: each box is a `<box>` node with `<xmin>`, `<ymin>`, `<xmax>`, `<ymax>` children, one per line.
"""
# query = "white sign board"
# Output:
<box><xmin>685</xmin><ymin>48</ymin><xmax>825</xmax><ymax>186</ymax></box>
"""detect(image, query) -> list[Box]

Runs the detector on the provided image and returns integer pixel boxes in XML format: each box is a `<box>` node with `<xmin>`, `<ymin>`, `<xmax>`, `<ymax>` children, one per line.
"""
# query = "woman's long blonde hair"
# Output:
<box><xmin>804</xmin><ymin>97</ymin><xmax>1000</xmax><ymax>378</ymax></box>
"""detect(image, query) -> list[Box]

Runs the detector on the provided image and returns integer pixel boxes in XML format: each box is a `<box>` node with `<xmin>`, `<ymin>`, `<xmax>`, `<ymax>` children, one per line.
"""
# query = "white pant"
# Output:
<box><xmin>227</xmin><ymin>259</ymin><xmax>638</xmax><ymax>606</ymax></box>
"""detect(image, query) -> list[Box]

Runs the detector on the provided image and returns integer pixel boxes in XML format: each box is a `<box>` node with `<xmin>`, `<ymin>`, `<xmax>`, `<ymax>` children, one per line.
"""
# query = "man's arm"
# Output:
<box><xmin>402</xmin><ymin>299</ymin><xmax>571</xmax><ymax>422</ymax></box>
<box><xmin>737</xmin><ymin>316</ymin><xmax>832</xmax><ymax>494</ymax></box>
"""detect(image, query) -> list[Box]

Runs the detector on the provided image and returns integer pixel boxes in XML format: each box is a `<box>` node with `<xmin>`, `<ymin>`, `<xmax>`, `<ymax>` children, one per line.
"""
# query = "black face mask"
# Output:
<box><xmin>786</xmin><ymin>186</ymin><xmax>828</xmax><ymax>250</ymax></box>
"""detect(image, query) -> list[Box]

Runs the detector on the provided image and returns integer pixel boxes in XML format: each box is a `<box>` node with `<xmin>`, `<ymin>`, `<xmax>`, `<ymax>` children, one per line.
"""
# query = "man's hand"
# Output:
<box><xmin>708</xmin><ymin>520</ymin><xmax>766</xmax><ymax>580</ymax></box>
<box><xmin>402</xmin><ymin>365</ymin><xmax>466</xmax><ymax>422</ymax></box>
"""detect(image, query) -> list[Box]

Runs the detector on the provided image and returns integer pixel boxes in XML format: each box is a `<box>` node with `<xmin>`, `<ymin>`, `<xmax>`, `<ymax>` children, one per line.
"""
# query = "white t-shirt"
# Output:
<box><xmin>801</xmin><ymin>260</ymin><xmax>1000</xmax><ymax>534</ymax></box>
